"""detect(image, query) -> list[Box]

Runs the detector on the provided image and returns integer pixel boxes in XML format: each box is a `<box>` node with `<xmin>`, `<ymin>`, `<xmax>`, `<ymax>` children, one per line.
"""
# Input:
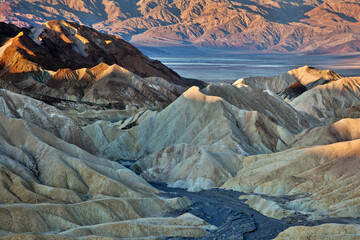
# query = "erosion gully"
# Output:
<box><xmin>150</xmin><ymin>182</ymin><xmax>360</xmax><ymax>240</ymax></box>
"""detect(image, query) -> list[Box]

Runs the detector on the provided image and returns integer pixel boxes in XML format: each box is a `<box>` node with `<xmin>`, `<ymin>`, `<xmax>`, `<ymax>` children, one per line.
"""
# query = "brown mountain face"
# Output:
<box><xmin>0</xmin><ymin>20</ymin><xmax>185</xmax><ymax>84</ymax></box>
<box><xmin>0</xmin><ymin>20</ymin><xmax>204</xmax><ymax>111</ymax></box>
<box><xmin>1</xmin><ymin>0</ymin><xmax>360</xmax><ymax>53</ymax></box>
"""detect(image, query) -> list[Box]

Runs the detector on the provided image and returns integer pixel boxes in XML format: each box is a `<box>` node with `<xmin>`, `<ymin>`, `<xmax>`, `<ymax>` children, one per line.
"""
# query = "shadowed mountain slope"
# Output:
<box><xmin>0</xmin><ymin>22</ymin><xmax>23</xmax><ymax>47</ymax></box>
<box><xmin>0</xmin><ymin>20</ymin><xmax>205</xmax><ymax>110</ymax></box>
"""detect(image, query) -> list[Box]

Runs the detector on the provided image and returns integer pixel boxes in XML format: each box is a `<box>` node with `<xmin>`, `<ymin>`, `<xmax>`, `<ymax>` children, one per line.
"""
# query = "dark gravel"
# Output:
<box><xmin>150</xmin><ymin>182</ymin><xmax>360</xmax><ymax>240</ymax></box>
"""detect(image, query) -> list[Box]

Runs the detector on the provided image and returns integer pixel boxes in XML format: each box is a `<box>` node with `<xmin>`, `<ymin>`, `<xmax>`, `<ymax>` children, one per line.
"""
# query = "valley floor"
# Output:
<box><xmin>151</xmin><ymin>182</ymin><xmax>360</xmax><ymax>240</ymax></box>
<box><xmin>153</xmin><ymin>53</ymin><xmax>360</xmax><ymax>83</ymax></box>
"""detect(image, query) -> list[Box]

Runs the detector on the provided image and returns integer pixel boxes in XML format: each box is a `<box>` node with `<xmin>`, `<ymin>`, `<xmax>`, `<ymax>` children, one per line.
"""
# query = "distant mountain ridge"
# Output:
<box><xmin>1</xmin><ymin>0</ymin><xmax>360</xmax><ymax>53</ymax></box>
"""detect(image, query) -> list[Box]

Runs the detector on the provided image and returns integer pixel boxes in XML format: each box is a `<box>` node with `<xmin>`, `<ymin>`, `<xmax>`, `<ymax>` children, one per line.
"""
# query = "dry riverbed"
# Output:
<box><xmin>150</xmin><ymin>182</ymin><xmax>360</xmax><ymax>240</ymax></box>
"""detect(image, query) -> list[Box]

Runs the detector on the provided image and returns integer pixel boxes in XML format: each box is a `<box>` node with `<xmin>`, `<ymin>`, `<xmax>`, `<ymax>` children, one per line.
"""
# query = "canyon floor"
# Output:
<box><xmin>151</xmin><ymin>182</ymin><xmax>360</xmax><ymax>240</ymax></box>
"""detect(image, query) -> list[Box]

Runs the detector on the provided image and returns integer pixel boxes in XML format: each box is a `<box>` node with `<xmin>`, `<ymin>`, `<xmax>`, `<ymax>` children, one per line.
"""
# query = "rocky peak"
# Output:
<box><xmin>0</xmin><ymin>20</ymin><xmax>196</xmax><ymax>86</ymax></box>
<box><xmin>0</xmin><ymin>20</ymin><xmax>205</xmax><ymax>111</ymax></box>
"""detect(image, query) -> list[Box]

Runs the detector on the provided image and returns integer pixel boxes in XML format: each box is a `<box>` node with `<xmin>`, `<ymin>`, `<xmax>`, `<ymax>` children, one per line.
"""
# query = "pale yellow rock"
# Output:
<box><xmin>289</xmin><ymin>66</ymin><xmax>340</xmax><ymax>86</ymax></box>
<box><xmin>0</xmin><ymin>213</ymin><xmax>214</xmax><ymax>239</ymax></box>
<box><xmin>291</xmin><ymin>77</ymin><xmax>360</xmax><ymax>122</ymax></box>
<box><xmin>0</xmin><ymin>91</ymin><xmax>213</xmax><ymax>239</ymax></box>
<box><xmin>0</xmin><ymin>89</ymin><xmax>98</xmax><ymax>155</ymax></box>
<box><xmin>136</xmin><ymin>143</ymin><xmax>244</xmax><ymax>191</ymax></box>
<box><xmin>238</xmin><ymin>195</ymin><xmax>296</xmax><ymax>220</ymax></box>
<box><xmin>223</xmin><ymin>139</ymin><xmax>360</xmax><ymax>218</ymax></box>
<box><xmin>87</xmin><ymin>84</ymin><xmax>316</xmax><ymax>190</ymax></box>
<box><xmin>274</xmin><ymin>224</ymin><xmax>360</xmax><ymax>240</ymax></box>
<box><xmin>83</xmin><ymin>109</ymin><xmax>152</xmax><ymax>150</ymax></box>
<box><xmin>234</xmin><ymin>66</ymin><xmax>340</xmax><ymax>96</ymax></box>
<box><xmin>290</xmin><ymin>118</ymin><xmax>360</xmax><ymax>148</ymax></box>
<box><xmin>60</xmin><ymin>213</ymin><xmax>215</xmax><ymax>238</ymax></box>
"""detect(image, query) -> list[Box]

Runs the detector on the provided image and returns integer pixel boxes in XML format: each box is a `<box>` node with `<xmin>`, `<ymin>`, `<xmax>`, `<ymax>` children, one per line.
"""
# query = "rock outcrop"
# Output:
<box><xmin>0</xmin><ymin>89</ymin><xmax>98</xmax><ymax>154</ymax></box>
<box><xmin>0</xmin><ymin>20</ymin><xmax>184</xmax><ymax>84</ymax></box>
<box><xmin>1</xmin><ymin>20</ymin><xmax>360</xmax><ymax>238</ymax></box>
<box><xmin>290</xmin><ymin>118</ymin><xmax>360</xmax><ymax>149</ymax></box>
<box><xmin>236</xmin><ymin>66</ymin><xmax>360</xmax><ymax>124</ymax></box>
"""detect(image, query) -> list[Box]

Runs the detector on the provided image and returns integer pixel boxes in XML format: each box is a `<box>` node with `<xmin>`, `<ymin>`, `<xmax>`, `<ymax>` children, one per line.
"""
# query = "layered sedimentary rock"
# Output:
<box><xmin>234</xmin><ymin>65</ymin><xmax>341</xmax><ymax>100</ymax></box>
<box><xmin>223</xmin><ymin>131</ymin><xmax>360</xmax><ymax>220</ymax></box>
<box><xmin>81</xmin><ymin>65</ymin><xmax>360</xmax><ymax>240</ymax></box>
<box><xmin>290</xmin><ymin>118</ymin><xmax>360</xmax><ymax>148</ymax></box>
<box><xmin>221</xmin><ymin>69</ymin><xmax>360</xmax><ymax>237</ymax></box>
<box><xmin>219</xmin><ymin>88</ymin><xmax>360</xmax><ymax>220</ymax></box>
<box><xmin>0</xmin><ymin>89</ymin><xmax>98</xmax><ymax>154</ymax></box>
<box><xmin>0</xmin><ymin>89</ymin><xmax>214</xmax><ymax>239</ymax></box>
<box><xmin>84</xmin><ymin>83</ymin><xmax>318</xmax><ymax>191</ymax></box>
<box><xmin>1</xmin><ymin>20</ymin><xmax>360</xmax><ymax>238</ymax></box>
<box><xmin>275</xmin><ymin>224</ymin><xmax>360</xmax><ymax>240</ymax></box>
<box><xmin>290</xmin><ymin>76</ymin><xmax>360</xmax><ymax>123</ymax></box>
<box><xmin>237</xmin><ymin>66</ymin><xmax>360</xmax><ymax>124</ymax></box>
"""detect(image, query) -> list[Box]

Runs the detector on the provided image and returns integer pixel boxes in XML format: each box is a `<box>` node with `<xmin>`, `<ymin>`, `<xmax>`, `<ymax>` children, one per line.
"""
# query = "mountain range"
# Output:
<box><xmin>1</xmin><ymin>0</ymin><xmax>360</xmax><ymax>53</ymax></box>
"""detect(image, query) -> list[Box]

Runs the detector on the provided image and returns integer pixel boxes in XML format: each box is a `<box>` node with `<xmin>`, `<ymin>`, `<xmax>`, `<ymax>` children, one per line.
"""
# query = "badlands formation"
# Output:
<box><xmin>0</xmin><ymin>21</ymin><xmax>359</xmax><ymax>239</ymax></box>
<box><xmin>84</xmin><ymin>65</ymin><xmax>360</xmax><ymax>238</ymax></box>
<box><xmin>0</xmin><ymin>89</ymin><xmax>213</xmax><ymax>239</ymax></box>
<box><xmin>0</xmin><ymin>21</ymin><xmax>213</xmax><ymax>239</ymax></box>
